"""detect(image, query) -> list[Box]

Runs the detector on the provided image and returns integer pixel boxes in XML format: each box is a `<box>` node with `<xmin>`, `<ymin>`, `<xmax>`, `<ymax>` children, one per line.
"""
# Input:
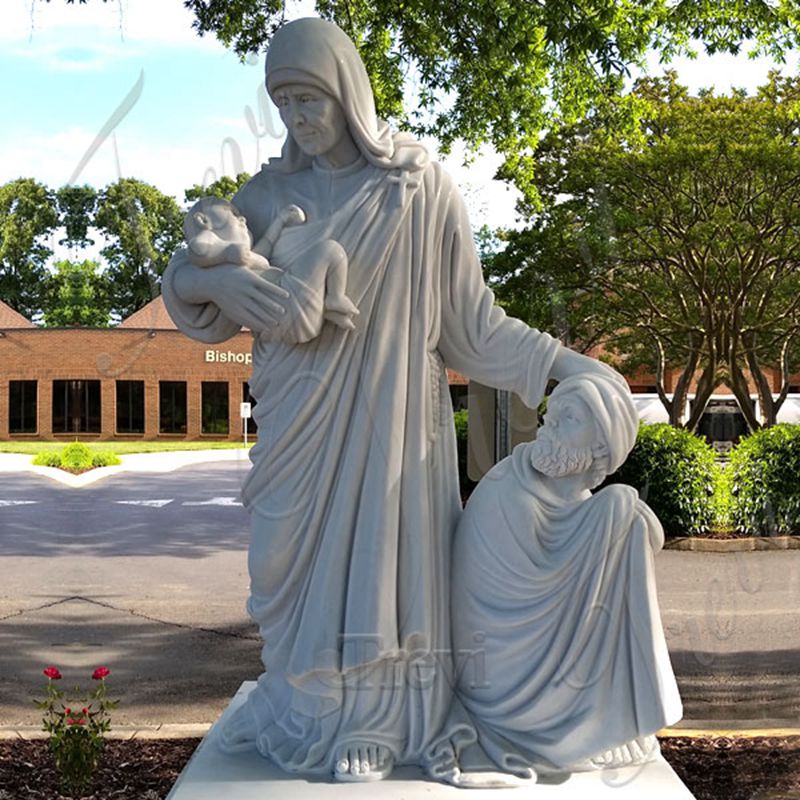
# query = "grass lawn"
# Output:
<box><xmin>0</xmin><ymin>441</ymin><xmax>250</xmax><ymax>455</ymax></box>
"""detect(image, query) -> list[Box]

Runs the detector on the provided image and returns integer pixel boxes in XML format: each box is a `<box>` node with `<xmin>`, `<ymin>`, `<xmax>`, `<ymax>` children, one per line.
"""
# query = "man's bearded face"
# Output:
<box><xmin>528</xmin><ymin>393</ymin><xmax>599</xmax><ymax>478</ymax></box>
<box><xmin>529</xmin><ymin>424</ymin><xmax>596</xmax><ymax>477</ymax></box>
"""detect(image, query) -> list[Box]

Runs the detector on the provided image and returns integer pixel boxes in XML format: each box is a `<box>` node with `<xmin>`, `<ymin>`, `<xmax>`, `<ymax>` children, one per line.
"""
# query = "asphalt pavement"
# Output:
<box><xmin>2</xmin><ymin>450</ymin><xmax>799</xmax><ymax>736</ymax></box>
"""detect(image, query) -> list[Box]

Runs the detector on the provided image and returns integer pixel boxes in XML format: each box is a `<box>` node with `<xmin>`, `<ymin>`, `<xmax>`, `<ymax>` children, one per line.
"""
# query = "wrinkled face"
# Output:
<box><xmin>529</xmin><ymin>391</ymin><xmax>599</xmax><ymax>479</ymax></box>
<box><xmin>272</xmin><ymin>83</ymin><xmax>348</xmax><ymax>158</ymax></box>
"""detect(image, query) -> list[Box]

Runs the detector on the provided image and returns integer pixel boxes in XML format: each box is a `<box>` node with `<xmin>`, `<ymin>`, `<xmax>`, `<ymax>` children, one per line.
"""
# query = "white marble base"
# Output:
<box><xmin>167</xmin><ymin>683</ymin><xmax>696</xmax><ymax>799</ymax></box>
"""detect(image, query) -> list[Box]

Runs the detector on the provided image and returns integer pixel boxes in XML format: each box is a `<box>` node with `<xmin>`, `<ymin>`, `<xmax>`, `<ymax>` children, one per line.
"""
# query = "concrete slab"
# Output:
<box><xmin>167</xmin><ymin>683</ymin><xmax>697</xmax><ymax>799</ymax></box>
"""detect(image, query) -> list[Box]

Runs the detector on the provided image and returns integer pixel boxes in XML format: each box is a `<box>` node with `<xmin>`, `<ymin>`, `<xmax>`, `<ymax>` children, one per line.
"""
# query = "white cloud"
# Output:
<box><xmin>641</xmin><ymin>45</ymin><xmax>800</xmax><ymax>94</ymax></box>
<box><xmin>3</xmin><ymin>0</ymin><xmax>221</xmax><ymax>51</ymax></box>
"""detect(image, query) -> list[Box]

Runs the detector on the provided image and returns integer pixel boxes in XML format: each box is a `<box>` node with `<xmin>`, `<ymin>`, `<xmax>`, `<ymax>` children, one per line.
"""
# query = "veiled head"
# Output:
<box><xmin>264</xmin><ymin>18</ymin><xmax>427</xmax><ymax>173</ymax></box>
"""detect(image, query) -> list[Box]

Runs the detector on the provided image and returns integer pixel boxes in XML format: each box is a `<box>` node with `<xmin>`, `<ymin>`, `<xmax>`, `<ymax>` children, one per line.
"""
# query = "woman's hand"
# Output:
<box><xmin>171</xmin><ymin>250</ymin><xmax>290</xmax><ymax>333</ymax></box>
<box><xmin>549</xmin><ymin>346</ymin><xmax>627</xmax><ymax>387</ymax></box>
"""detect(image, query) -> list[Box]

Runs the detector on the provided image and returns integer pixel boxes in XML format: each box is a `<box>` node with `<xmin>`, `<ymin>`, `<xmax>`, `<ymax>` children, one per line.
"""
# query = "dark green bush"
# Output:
<box><xmin>603</xmin><ymin>423</ymin><xmax>717</xmax><ymax>538</ymax></box>
<box><xmin>729</xmin><ymin>424</ymin><xmax>800</xmax><ymax>536</ymax></box>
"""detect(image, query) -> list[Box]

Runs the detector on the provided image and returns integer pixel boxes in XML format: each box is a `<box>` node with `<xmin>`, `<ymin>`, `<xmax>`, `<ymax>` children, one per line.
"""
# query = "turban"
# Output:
<box><xmin>551</xmin><ymin>373</ymin><xmax>639</xmax><ymax>475</ymax></box>
<box><xmin>264</xmin><ymin>17</ymin><xmax>428</xmax><ymax>174</ymax></box>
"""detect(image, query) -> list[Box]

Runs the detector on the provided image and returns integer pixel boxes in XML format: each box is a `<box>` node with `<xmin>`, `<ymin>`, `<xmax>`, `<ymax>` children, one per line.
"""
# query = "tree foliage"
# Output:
<box><xmin>42</xmin><ymin>259</ymin><xmax>112</xmax><ymax>328</ymax></box>
<box><xmin>491</xmin><ymin>73</ymin><xmax>800</xmax><ymax>431</ymax></box>
<box><xmin>95</xmin><ymin>178</ymin><xmax>184</xmax><ymax>320</ymax></box>
<box><xmin>177</xmin><ymin>0</ymin><xmax>800</xmax><ymax>205</ymax></box>
<box><xmin>56</xmin><ymin>185</ymin><xmax>98</xmax><ymax>250</ymax></box>
<box><xmin>0</xmin><ymin>178</ymin><xmax>58</xmax><ymax>319</ymax></box>
<box><xmin>184</xmin><ymin>172</ymin><xmax>251</xmax><ymax>203</ymax></box>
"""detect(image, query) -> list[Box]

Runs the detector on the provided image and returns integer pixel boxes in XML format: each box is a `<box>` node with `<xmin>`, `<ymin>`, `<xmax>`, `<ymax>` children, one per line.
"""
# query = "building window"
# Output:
<box><xmin>202</xmin><ymin>381</ymin><xmax>229</xmax><ymax>434</ymax></box>
<box><xmin>52</xmin><ymin>380</ymin><xmax>101</xmax><ymax>434</ymax></box>
<box><xmin>159</xmin><ymin>381</ymin><xmax>187</xmax><ymax>434</ymax></box>
<box><xmin>116</xmin><ymin>380</ymin><xmax>144</xmax><ymax>434</ymax></box>
<box><xmin>9</xmin><ymin>380</ymin><xmax>37</xmax><ymax>434</ymax></box>
<box><xmin>243</xmin><ymin>382</ymin><xmax>258</xmax><ymax>435</ymax></box>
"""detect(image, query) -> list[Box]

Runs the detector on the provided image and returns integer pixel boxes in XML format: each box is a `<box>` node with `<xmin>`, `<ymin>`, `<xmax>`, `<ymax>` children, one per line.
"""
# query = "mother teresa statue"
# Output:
<box><xmin>162</xmin><ymin>16</ymin><xmax>642</xmax><ymax>784</ymax></box>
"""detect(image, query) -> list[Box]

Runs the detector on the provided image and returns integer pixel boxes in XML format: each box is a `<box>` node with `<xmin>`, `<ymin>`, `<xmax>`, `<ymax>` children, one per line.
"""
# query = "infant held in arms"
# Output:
<box><xmin>183</xmin><ymin>196</ymin><xmax>359</xmax><ymax>342</ymax></box>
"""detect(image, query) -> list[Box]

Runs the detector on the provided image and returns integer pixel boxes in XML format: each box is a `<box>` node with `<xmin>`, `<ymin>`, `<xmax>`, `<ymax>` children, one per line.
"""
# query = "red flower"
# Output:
<box><xmin>92</xmin><ymin>666</ymin><xmax>110</xmax><ymax>680</ymax></box>
<box><xmin>43</xmin><ymin>666</ymin><xmax>61</xmax><ymax>680</ymax></box>
<box><xmin>64</xmin><ymin>708</ymin><xmax>71</xmax><ymax>715</ymax></box>
<box><xmin>81</xmin><ymin>707</ymin><xmax>89</xmax><ymax>715</ymax></box>
<box><xmin>67</xmin><ymin>717</ymin><xmax>86</xmax><ymax>726</ymax></box>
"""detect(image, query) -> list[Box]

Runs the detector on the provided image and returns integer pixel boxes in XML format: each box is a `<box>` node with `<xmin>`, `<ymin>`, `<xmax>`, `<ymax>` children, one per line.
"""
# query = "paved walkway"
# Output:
<box><xmin>0</xmin><ymin>448</ymin><xmax>250</xmax><ymax>487</ymax></box>
<box><xmin>2</xmin><ymin>450</ymin><xmax>799</xmax><ymax>742</ymax></box>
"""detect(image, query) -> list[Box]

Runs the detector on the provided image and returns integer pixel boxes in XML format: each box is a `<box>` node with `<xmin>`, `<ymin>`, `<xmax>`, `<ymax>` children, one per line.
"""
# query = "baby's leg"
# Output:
<box><xmin>322</xmin><ymin>241</ymin><xmax>359</xmax><ymax>330</ymax></box>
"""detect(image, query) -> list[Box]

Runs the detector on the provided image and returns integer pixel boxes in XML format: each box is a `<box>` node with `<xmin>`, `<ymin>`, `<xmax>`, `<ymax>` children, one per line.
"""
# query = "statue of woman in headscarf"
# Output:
<box><xmin>162</xmin><ymin>16</ymin><xmax>620</xmax><ymax>783</ymax></box>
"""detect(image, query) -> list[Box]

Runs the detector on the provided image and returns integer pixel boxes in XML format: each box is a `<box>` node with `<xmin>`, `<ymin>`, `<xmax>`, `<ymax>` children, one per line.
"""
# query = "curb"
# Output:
<box><xmin>0</xmin><ymin>448</ymin><xmax>251</xmax><ymax>487</ymax></box>
<box><xmin>0</xmin><ymin>723</ymin><xmax>212</xmax><ymax>741</ymax></box>
<box><xmin>665</xmin><ymin>536</ymin><xmax>800</xmax><ymax>552</ymax></box>
<box><xmin>4</xmin><ymin>724</ymin><xmax>799</xmax><ymax>742</ymax></box>
<box><xmin>659</xmin><ymin>727</ymin><xmax>800</xmax><ymax>739</ymax></box>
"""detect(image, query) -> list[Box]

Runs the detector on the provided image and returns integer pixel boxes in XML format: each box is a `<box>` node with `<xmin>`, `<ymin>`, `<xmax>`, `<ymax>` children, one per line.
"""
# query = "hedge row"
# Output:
<box><xmin>599</xmin><ymin>423</ymin><xmax>800</xmax><ymax>538</ymax></box>
<box><xmin>456</xmin><ymin>413</ymin><xmax>800</xmax><ymax>539</ymax></box>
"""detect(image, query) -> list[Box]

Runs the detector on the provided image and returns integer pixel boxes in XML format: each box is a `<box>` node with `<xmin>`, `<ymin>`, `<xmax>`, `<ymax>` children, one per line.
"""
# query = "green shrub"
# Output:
<box><xmin>60</xmin><ymin>442</ymin><xmax>94</xmax><ymax>470</ymax></box>
<box><xmin>729</xmin><ymin>424</ymin><xmax>800</xmax><ymax>536</ymax></box>
<box><xmin>91</xmin><ymin>451</ymin><xmax>121</xmax><ymax>468</ymax></box>
<box><xmin>603</xmin><ymin>423</ymin><xmax>717</xmax><ymax>538</ymax></box>
<box><xmin>33</xmin><ymin>451</ymin><xmax>62</xmax><ymax>467</ymax></box>
<box><xmin>453</xmin><ymin>409</ymin><xmax>468</xmax><ymax>442</ymax></box>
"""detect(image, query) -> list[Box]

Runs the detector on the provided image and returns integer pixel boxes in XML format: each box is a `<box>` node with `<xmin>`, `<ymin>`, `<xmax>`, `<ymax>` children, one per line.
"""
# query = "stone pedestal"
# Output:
<box><xmin>167</xmin><ymin>683</ymin><xmax>696</xmax><ymax>799</ymax></box>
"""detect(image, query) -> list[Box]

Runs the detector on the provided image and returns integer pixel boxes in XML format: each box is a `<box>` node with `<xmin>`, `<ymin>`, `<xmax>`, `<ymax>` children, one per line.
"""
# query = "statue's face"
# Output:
<box><xmin>541</xmin><ymin>392</ymin><xmax>596</xmax><ymax>452</ymax></box>
<box><xmin>273</xmin><ymin>83</ymin><xmax>349</xmax><ymax>159</ymax></box>
<box><xmin>529</xmin><ymin>391</ymin><xmax>599</xmax><ymax>479</ymax></box>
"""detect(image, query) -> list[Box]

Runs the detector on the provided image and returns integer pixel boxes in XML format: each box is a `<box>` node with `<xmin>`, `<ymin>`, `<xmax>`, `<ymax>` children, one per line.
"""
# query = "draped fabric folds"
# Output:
<box><xmin>451</xmin><ymin>445</ymin><xmax>683</xmax><ymax>773</ymax></box>
<box><xmin>162</xmin><ymin>157</ymin><xmax>559</xmax><ymax>773</ymax></box>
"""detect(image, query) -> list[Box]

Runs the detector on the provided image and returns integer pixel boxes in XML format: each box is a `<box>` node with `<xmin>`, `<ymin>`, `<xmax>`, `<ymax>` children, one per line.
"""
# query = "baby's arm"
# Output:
<box><xmin>188</xmin><ymin>231</ymin><xmax>251</xmax><ymax>268</ymax></box>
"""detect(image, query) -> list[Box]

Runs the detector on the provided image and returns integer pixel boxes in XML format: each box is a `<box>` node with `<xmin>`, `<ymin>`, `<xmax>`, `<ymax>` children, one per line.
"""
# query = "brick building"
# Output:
<box><xmin>0</xmin><ymin>297</ymin><xmax>470</xmax><ymax>442</ymax></box>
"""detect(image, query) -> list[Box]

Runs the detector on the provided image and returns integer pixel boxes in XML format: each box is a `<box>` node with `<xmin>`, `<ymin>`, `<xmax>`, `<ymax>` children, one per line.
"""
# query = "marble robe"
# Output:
<box><xmin>162</xmin><ymin>156</ymin><xmax>560</xmax><ymax>774</ymax></box>
<box><xmin>450</xmin><ymin>444</ymin><xmax>683</xmax><ymax>774</ymax></box>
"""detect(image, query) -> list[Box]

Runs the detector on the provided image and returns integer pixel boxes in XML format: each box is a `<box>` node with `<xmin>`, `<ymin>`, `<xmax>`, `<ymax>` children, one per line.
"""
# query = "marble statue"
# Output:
<box><xmin>183</xmin><ymin>196</ymin><xmax>358</xmax><ymax>338</ymax></box>
<box><xmin>450</xmin><ymin>374</ymin><xmax>683</xmax><ymax>780</ymax></box>
<box><xmin>161</xmin><ymin>16</ymin><xmax>665</xmax><ymax>785</ymax></box>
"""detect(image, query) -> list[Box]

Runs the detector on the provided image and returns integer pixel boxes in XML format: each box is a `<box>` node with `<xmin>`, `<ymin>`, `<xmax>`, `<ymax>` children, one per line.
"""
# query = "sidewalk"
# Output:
<box><xmin>0</xmin><ymin>448</ymin><xmax>251</xmax><ymax>487</ymax></box>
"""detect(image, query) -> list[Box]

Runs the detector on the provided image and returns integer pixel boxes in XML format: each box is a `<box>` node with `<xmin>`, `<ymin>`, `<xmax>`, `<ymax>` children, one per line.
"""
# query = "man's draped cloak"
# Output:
<box><xmin>162</xmin><ymin>156</ymin><xmax>559</xmax><ymax>773</ymax></box>
<box><xmin>451</xmin><ymin>445</ymin><xmax>683</xmax><ymax>773</ymax></box>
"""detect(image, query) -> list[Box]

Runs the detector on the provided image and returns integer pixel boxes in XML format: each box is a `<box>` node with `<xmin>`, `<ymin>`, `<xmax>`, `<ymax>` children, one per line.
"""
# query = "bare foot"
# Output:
<box><xmin>588</xmin><ymin>734</ymin><xmax>660</xmax><ymax>769</ymax></box>
<box><xmin>325</xmin><ymin>295</ymin><xmax>358</xmax><ymax>331</ymax></box>
<box><xmin>324</xmin><ymin>294</ymin><xmax>359</xmax><ymax>330</ymax></box>
<box><xmin>333</xmin><ymin>742</ymin><xmax>394</xmax><ymax>782</ymax></box>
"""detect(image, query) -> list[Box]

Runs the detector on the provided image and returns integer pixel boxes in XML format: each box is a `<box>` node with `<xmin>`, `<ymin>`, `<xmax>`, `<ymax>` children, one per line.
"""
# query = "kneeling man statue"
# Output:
<box><xmin>451</xmin><ymin>373</ymin><xmax>683</xmax><ymax>779</ymax></box>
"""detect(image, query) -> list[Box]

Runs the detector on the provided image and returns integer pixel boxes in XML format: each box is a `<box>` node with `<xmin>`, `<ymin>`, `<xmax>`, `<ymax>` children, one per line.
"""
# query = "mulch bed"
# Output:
<box><xmin>1</xmin><ymin>736</ymin><xmax>799</xmax><ymax>798</ymax></box>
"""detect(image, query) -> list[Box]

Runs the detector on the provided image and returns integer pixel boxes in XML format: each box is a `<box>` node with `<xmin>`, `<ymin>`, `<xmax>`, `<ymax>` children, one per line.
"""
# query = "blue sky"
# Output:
<box><xmin>1</xmin><ymin>0</ymin><xmax>798</xmax><ymax>227</ymax></box>
<box><xmin>0</xmin><ymin>0</ymin><xmax>286</xmax><ymax>200</ymax></box>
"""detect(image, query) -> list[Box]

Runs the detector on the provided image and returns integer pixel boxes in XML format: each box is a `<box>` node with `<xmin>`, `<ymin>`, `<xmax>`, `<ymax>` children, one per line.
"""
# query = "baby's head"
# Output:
<box><xmin>184</xmin><ymin>196</ymin><xmax>251</xmax><ymax>248</ymax></box>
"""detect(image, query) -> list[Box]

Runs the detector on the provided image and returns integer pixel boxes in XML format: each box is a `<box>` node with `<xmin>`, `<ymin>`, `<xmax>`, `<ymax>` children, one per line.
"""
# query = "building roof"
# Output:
<box><xmin>0</xmin><ymin>300</ymin><xmax>35</xmax><ymax>329</ymax></box>
<box><xmin>117</xmin><ymin>295</ymin><xmax>178</xmax><ymax>330</ymax></box>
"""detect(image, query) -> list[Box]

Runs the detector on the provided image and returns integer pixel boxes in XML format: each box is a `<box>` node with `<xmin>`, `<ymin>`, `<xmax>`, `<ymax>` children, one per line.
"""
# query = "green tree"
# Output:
<box><xmin>184</xmin><ymin>172</ymin><xmax>251</xmax><ymax>204</ymax></box>
<box><xmin>95</xmin><ymin>178</ymin><xmax>184</xmax><ymax>319</ymax></box>
<box><xmin>56</xmin><ymin>185</ymin><xmax>98</xmax><ymax>250</ymax></box>
<box><xmin>0</xmin><ymin>178</ymin><xmax>58</xmax><ymax>319</ymax></box>
<box><xmin>492</xmin><ymin>72</ymin><xmax>800</xmax><ymax>431</ymax></box>
<box><xmin>52</xmin><ymin>2</ymin><xmax>800</xmax><ymax>204</ymax></box>
<box><xmin>42</xmin><ymin>259</ymin><xmax>112</xmax><ymax>328</ymax></box>
<box><xmin>180</xmin><ymin>0</ymin><xmax>800</xmax><ymax>202</ymax></box>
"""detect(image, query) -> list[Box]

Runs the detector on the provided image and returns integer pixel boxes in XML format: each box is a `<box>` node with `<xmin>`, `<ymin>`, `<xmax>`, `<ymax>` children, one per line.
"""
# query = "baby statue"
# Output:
<box><xmin>183</xmin><ymin>196</ymin><xmax>359</xmax><ymax>339</ymax></box>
